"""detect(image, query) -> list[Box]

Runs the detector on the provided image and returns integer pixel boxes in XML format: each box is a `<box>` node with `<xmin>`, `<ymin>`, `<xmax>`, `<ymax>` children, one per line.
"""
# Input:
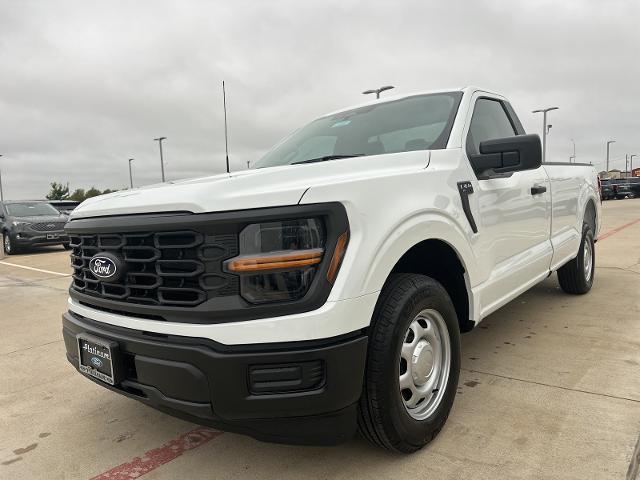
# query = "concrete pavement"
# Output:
<box><xmin>1</xmin><ymin>199</ymin><xmax>639</xmax><ymax>479</ymax></box>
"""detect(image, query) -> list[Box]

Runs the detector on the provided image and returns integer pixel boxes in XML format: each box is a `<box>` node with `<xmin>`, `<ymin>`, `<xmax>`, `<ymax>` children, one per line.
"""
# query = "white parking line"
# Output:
<box><xmin>0</xmin><ymin>261</ymin><xmax>70</xmax><ymax>276</ymax></box>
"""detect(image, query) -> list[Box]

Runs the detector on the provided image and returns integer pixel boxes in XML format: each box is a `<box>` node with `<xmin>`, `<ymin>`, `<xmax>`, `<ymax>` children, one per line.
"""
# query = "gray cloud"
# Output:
<box><xmin>1</xmin><ymin>0</ymin><xmax>639</xmax><ymax>199</ymax></box>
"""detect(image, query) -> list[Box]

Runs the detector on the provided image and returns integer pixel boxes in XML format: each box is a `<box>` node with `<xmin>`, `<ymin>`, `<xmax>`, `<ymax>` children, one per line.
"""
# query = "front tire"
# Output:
<box><xmin>358</xmin><ymin>273</ymin><xmax>460</xmax><ymax>453</ymax></box>
<box><xmin>557</xmin><ymin>223</ymin><xmax>595</xmax><ymax>294</ymax></box>
<box><xmin>3</xmin><ymin>232</ymin><xmax>19</xmax><ymax>255</ymax></box>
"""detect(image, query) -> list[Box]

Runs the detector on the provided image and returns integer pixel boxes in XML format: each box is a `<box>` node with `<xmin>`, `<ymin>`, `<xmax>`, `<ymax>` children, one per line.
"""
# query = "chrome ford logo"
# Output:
<box><xmin>91</xmin><ymin>357</ymin><xmax>103</xmax><ymax>368</ymax></box>
<box><xmin>90</xmin><ymin>257</ymin><xmax>117</xmax><ymax>278</ymax></box>
<box><xmin>89</xmin><ymin>252</ymin><xmax>125</xmax><ymax>282</ymax></box>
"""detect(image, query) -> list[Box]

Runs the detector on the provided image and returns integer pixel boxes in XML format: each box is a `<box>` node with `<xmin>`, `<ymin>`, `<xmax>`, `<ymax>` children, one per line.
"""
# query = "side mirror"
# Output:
<box><xmin>470</xmin><ymin>134</ymin><xmax>542</xmax><ymax>178</ymax></box>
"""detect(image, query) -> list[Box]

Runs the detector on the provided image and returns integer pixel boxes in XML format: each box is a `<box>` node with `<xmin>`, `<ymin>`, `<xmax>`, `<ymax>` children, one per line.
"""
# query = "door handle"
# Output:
<box><xmin>531</xmin><ymin>185</ymin><xmax>547</xmax><ymax>195</ymax></box>
<box><xmin>457</xmin><ymin>181</ymin><xmax>478</xmax><ymax>233</ymax></box>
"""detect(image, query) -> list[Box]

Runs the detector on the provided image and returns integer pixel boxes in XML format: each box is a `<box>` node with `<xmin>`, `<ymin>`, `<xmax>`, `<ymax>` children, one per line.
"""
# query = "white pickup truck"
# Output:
<box><xmin>62</xmin><ymin>87</ymin><xmax>601</xmax><ymax>452</ymax></box>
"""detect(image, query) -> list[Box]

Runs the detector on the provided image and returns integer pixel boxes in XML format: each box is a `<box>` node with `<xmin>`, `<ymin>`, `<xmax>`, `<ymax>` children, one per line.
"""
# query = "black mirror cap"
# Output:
<box><xmin>471</xmin><ymin>134</ymin><xmax>542</xmax><ymax>178</ymax></box>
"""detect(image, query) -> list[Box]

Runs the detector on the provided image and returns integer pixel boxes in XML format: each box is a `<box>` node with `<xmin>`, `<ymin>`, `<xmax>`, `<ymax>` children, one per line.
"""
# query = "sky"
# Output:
<box><xmin>0</xmin><ymin>0</ymin><xmax>639</xmax><ymax>199</ymax></box>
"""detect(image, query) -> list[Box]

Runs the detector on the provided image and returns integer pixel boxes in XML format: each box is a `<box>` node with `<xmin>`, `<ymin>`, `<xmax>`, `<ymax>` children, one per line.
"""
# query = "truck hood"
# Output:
<box><xmin>71</xmin><ymin>151</ymin><xmax>430</xmax><ymax>219</ymax></box>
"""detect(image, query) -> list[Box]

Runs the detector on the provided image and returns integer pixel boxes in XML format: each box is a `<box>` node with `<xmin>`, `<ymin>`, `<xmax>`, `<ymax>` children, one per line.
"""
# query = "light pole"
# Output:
<box><xmin>128</xmin><ymin>158</ymin><xmax>134</xmax><ymax>188</ymax></box>
<box><xmin>532</xmin><ymin>107</ymin><xmax>558</xmax><ymax>163</ymax></box>
<box><xmin>154</xmin><ymin>137</ymin><xmax>167</xmax><ymax>182</ymax></box>
<box><xmin>631</xmin><ymin>154</ymin><xmax>637</xmax><ymax>176</ymax></box>
<box><xmin>362</xmin><ymin>85</ymin><xmax>395</xmax><ymax>99</ymax></box>
<box><xmin>606</xmin><ymin>140</ymin><xmax>615</xmax><ymax>172</ymax></box>
<box><xmin>625</xmin><ymin>154</ymin><xmax>628</xmax><ymax>176</ymax></box>
<box><xmin>570</xmin><ymin>139</ymin><xmax>576</xmax><ymax>163</ymax></box>
<box><xmin>0</xmin><ymin>154</ymin><xmax>4</xmax><ymax>202</ymax></box>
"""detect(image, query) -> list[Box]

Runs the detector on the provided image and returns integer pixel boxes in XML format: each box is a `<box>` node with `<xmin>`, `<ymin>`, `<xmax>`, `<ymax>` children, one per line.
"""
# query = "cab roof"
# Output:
<box><xmin>321</xmin><ymin>86</ymin><xmax>501</xmax><ymax>119</ymax></box>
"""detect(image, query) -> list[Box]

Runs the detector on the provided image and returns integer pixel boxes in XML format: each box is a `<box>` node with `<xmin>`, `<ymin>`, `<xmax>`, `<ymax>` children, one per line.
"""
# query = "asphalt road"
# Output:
<box><xmin>1</xmin><ymin>199</ymin><xmax>639</xmax><ymax>480</ymax></box>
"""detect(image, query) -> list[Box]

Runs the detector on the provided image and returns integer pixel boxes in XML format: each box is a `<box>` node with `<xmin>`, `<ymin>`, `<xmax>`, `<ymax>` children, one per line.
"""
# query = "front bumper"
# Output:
<box><xmin>62</xmin><ymin>311</ymin><xmax>368</xmax><ymax>445</ymax></box>
<box><xmin>13</xmin><ymin>230</ymin><xmax>68</xmax><ymax>246</ymax></box>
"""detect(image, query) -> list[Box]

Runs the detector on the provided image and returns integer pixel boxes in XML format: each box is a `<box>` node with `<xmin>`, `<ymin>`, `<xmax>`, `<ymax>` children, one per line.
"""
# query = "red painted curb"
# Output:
<box><xmin>598</xmin><ymin>217</ymin><xmax>640</xmax><ymax>241</ymax></box>
<box><xmin>91</xmin><ymin>427</ymin><xmax>223</xmax><ymax>480</ymax></box>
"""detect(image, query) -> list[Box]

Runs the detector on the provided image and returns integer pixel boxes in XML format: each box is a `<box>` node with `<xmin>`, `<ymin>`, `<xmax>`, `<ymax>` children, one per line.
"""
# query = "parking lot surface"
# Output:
<box><xmin>1</xmin><ymin>199</ymin><xmax>639</xmax><ymax>480</ymax></box>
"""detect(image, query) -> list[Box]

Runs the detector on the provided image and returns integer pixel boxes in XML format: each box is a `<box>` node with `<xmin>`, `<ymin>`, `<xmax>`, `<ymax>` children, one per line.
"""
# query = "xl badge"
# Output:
<box><xmin>89</xmin><ymin>252</ymin><xmax>125</xmax><ymax>283</ymax></box>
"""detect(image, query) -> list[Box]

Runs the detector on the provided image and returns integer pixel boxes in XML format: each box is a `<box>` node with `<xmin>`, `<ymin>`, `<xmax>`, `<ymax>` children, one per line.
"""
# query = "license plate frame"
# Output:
<box><xmin>76</xmin><ymin>333</ymin><xmax>121</xmax><ymax>385</ymax></box>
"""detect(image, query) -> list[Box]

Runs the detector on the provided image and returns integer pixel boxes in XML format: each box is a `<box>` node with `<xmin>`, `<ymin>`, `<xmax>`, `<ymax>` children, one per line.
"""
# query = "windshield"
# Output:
<box><xmin>254</xmin><ymin>92</ymin><xmax>463</xmax><ymax>168</ymax></box>
<box><xmin>6</xmin><ymin>202</ymin><xmax>61</xmax><ymax>217</ymax></box>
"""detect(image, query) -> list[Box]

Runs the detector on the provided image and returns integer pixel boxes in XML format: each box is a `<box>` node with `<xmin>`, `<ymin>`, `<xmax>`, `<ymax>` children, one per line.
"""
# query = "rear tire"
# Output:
<box><xmin>557</xmin><ymin>223</ymin><xmax>594</xmax><ymax>294</ymax></box>
<box><xmin>358</xmin><ymin>273</ymin><xmax>460</xmax><ymax>453</ymax></box>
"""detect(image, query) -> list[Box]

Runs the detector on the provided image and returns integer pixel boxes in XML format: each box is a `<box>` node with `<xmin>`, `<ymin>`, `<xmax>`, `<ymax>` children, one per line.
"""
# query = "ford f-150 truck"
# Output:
<box><xmin>62</xmin><ymin>87</ymin><xmax>601</xmax><ymax>453</ymax></box>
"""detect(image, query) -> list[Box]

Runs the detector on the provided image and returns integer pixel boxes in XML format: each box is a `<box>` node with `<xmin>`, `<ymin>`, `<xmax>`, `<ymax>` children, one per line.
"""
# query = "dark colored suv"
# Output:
<box><xmin>0</xmin><ymin>201</ymin><xmax>70</xmax><ymax>255</ymax></box>
<box><xmin>611</xmin><ymin>180</ymin><xmax>633</xmax><ymax>199</ymax></box>
<box><xmin>48</xmin><ymin>200</ymin><xmax>80</xmax><ymax>215</ymax></box>
<box><xmin>628</xmin><ymin>177</ymin><xmax>640</xmax><ymax>197</ymax></box>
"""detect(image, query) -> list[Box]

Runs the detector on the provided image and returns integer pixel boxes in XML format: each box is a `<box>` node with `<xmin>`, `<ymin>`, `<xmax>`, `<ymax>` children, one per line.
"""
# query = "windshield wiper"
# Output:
<box><xmin>292</xmin><ymin>154</ymin><xmax>364</xmax><ymax>165</ymax></box>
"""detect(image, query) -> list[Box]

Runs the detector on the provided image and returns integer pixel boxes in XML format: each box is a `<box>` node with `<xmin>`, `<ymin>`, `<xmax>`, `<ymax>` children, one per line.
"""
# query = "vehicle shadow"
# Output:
<box><xmin>0</xmin><ymin>244</ymin><xmax>67</xmax><ymax>260</ymax></box>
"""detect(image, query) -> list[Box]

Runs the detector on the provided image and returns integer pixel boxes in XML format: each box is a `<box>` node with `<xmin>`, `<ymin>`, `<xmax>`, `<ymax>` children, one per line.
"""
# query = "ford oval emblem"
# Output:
<box><xmin>89</xmin><ymin>256</ymin><xmax>117</xmax><ymax>279</ymax></box>
<box><xmin>89</xmin><ymin>252</ymin><xmax>125</xmax><ymax>283</ymax></box>
<box><xmin>91</xmin><ymin>356</ymin><xmax>103</xmax><ymax>368</ymax></box>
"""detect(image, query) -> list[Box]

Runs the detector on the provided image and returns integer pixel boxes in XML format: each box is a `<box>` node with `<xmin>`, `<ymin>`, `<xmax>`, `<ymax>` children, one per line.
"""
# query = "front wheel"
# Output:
<box><xmin>3</xmin><ymin>232</ymin><xmax>19</xmax><ymax>255</ymax></box>
<box><xmin>358</xmin><ymin>273</ymin><xmax>460</xmax><ymax>453</ymax></box>
<box><xmin>557</xmin><ymin>223</ymin><xmax>595</xmax><ymax>294</ymax></box>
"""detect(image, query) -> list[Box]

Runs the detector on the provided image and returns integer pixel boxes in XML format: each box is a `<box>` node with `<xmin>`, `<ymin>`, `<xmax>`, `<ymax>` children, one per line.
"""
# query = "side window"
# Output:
<box><xmin>466</xmin><ymin>98</ymin><xmax>516</xmax><ymax>155</ymax></box>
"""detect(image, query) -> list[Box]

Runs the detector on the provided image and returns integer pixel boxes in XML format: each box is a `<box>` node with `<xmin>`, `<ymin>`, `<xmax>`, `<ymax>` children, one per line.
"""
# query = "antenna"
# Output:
<box><xmin>222</xmin><ymin>80</ymin><xmax>230</xmax><ymax>174</ymax></box>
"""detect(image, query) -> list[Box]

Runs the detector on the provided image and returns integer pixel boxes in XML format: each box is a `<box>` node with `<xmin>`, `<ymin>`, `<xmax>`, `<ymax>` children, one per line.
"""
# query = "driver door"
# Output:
<box><xmin>464</xmin><ymin>96</ymin><xmax>552</xmax><ymax>318</ymax></box>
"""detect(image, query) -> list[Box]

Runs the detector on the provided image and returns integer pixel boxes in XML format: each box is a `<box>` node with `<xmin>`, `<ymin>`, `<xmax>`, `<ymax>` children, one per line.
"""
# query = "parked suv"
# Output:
<box><xmin>49</xmin><ymin>200</ymin><xmax>81</xmax><ymax>215</ymax></box>
<box><xmin>626</xmin><ymin>177</ymin><xmax>640</xmax><ymax>197</ymax></box>
<box><xmin>611</xmin><ymin>180</ymin><xmax>632</xmax><ymax>199</ymax></box>
<box><xmin>1</xmin><ymin>201</ymin><xmax>70</xmax><ymax>254</ymax></box>
<box><xmin>600</xmin><ymin>179</ymin><xmax>614</xmax><ymax>200</ymax></box>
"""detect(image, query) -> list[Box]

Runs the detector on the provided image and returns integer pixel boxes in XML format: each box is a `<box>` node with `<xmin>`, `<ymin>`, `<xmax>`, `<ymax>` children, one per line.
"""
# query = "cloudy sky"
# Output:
<box><xmin>1</xmin><ymin>0</ymin><xmax>639</xmax><ymax>199</ymax></box>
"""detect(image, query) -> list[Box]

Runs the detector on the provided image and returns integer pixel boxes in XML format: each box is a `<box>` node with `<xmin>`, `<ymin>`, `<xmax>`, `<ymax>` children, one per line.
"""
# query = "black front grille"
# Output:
<box><xmin>69</xmin><ymin>231</ymin><xmax>239</xmax><ymax>308</ymax></box>
<box><xmin>31</xmin><ymin>221</ymin><xmax>66</xmax><ymax>232</ymax></box>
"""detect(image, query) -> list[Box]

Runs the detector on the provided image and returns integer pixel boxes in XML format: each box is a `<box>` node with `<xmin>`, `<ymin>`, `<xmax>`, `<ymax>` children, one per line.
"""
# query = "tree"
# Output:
<box><xmin>69</xmin><ymin>188</ymin><xmax>86</xmax><ymax>202</ymax></box>
<box><xmin>46</xmin><ymin>182</ymin><xmax>70</xmax><ymax>200</ymax></box>
<box><xmin>84</xmin><ymin>187</ymin><xmax>102</xmax><ymax>199</ymax></box>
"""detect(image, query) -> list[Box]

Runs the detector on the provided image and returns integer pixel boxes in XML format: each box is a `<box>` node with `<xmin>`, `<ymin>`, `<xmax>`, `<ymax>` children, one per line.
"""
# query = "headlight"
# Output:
<box><xmin>224</xmin><ymin>218</ymin><xmax>337</xmax><ymax>304</ymax></box>
<box><xmin>11</xmin><ymin>221</ymin><xmax>30</xmax><ymax>227</ymax></box>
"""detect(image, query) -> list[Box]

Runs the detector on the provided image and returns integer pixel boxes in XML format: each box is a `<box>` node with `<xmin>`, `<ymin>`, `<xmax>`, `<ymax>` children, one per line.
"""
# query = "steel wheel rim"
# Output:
<box><xmin>399</xmin><ymin>308</ymin><xmax>451</xmax><ymax>420</ymax></box>
<box><xmin>584</xmin><ymin>239</ymin><xmax>593</xmax><ymax>282</ymax></box>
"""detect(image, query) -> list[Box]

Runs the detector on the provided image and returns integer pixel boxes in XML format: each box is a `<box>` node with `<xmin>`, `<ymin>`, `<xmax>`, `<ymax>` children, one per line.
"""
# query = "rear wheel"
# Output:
<box><xmin>358</xmin><ymin>273</ymin><xmax>460</xmax><ymax>453</ymax></box>
<box><xmin>557</xmin><ymin>223</ymin><xmax>594</xmax><ymax>294</ymax></box>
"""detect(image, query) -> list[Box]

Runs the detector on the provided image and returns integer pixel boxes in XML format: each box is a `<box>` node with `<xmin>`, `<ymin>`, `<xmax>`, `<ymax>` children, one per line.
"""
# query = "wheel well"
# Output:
<box><xmin>584</xmin><ymin>199</ymin><xmax>596</xmax><ymax>233</ymax></box>
<box><xmin>390</xmin><ymin>239</ymin><xmax>473</xmax><ymax>332</ymax></box>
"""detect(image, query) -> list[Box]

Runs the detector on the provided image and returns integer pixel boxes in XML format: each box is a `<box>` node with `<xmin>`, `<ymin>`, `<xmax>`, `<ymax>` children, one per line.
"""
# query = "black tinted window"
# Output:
<box><xmin>466</xmin><ymin>99</ymin><xmax>516</xmax><ymax>155</ymax></box>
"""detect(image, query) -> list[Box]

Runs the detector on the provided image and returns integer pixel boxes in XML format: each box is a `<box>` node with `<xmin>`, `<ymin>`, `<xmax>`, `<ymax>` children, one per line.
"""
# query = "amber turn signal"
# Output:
<box><xmin>225</xmin><ymin>248</ymin><xmax>324</xmax><ymax>273</ymax></box>
<box><xmin>327</xmin><ymin>232</ymin><xmax>349</xmax><ymax>284</ymax></box>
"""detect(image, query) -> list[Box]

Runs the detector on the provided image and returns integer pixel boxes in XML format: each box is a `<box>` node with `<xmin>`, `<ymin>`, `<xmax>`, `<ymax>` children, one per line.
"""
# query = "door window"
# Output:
<box><xmin>466</xmin><ymin>99</ymin><xmax>516</xmax><ymax>155</ymax></box>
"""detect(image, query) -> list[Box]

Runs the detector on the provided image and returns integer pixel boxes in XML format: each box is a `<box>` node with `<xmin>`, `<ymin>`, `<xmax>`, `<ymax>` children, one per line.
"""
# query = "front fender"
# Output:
<box><xmin>359</xmin><ymin>210</ymin><xmax>478</xmax><ymax>318</ymax></box>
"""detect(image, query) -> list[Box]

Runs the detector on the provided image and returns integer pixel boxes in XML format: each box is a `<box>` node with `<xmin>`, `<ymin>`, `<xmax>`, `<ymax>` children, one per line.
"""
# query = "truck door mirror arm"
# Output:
<box><xmin>470</xmin><ymin>134</ymin><xmax>542</xmax><ymax>179</ymax></box>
